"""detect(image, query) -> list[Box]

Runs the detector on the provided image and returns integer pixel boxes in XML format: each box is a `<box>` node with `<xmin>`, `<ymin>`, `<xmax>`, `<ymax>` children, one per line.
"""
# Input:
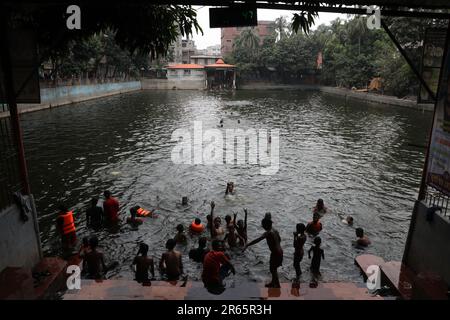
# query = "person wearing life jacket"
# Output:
<box><xmin>135</xmin><ymin>206</ymin><xmax>153</xmax><ymax>217</ymax></box>
<box><xmin>190</xmin><ymin>218</ymin><xmax>205</xmax><ymax>234</ymax></box>
<box><xmin>306</xmin><ymin>213</ymin><xmax>323</xmax><ymax>236</ymax></box>
<box><xmin>127</xmin><ymin>206</ymin><xmax>143</xmax><ymax>227</ymax></box>
<box><xmin>56</xmin><ymin>204</ymin><xmax>77</xmax><ymax>248</ymax></box>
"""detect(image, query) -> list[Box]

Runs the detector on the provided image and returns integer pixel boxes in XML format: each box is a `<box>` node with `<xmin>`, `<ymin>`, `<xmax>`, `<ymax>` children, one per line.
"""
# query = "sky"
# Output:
<box><xmin>191</xmin><ymin>6</ymin><xmax>347</xmax><ymax>49</ymax></box>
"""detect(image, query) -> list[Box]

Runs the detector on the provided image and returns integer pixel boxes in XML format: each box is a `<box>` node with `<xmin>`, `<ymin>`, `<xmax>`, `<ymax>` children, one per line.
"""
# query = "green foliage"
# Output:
<box><xmin>231</xmin><ymin>13</ymin><xmax>445</xmax><ymax>97</ymax></box>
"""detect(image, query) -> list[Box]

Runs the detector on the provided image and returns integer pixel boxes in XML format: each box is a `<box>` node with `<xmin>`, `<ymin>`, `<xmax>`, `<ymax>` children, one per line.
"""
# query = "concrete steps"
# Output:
<box><xmin>63</xmin><ymin>279</ymin><xmax>383</xmax><ymax>300</ymax></box>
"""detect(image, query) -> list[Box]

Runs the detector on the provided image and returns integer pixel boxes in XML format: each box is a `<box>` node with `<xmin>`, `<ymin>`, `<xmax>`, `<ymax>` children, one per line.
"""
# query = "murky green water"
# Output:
<box><xmin>21</xmin><ymin>90</ymin><xmax>431</xmax><ymax>283</ymax></box>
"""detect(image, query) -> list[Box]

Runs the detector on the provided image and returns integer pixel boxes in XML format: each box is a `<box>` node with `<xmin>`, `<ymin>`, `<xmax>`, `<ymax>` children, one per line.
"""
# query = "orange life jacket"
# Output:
<box><xmin>190</xmin><ymin>221</ymin><xmax>204</xmax><ymax>233</ymax></box>
<box><xmin>60</xmin><ymin>211</ymin><xmax>76</xmax><ymax>235</ymax></box>
<box><xmin>136</xmin><ymin>207</ymin><xmax>151</xmax><ymax>217</ymax></box>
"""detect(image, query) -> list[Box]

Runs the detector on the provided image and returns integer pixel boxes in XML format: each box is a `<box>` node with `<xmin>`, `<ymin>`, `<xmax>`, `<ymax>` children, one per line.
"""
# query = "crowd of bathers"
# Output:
<box><xmin>56</xmin><ymin>184</ymin><xmax>371</xmax><ymax>290</ymax></box>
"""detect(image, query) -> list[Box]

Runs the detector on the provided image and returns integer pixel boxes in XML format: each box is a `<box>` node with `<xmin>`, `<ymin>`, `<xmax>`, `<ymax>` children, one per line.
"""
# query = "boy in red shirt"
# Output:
<box><xmin>103</xmin><ymin>190</ymin><xmax>119</xmax><ymax>223</ymax></box>
<box><xmin>202</xmin><ymin>240</ymin><xmax>235</xmax><ymax>290</ymax></box>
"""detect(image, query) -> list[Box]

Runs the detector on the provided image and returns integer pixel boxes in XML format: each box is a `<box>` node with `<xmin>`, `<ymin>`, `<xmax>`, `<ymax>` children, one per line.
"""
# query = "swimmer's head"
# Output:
<box><xmin>261</xmin><ymin>217</ymin><xmax>272</xmax><ymax>231</ymax></box>
<box><xmin>316</xmin><ymin>198</ymin><xmax>324</xmax><ymax>209</ymax></box>
<box><xmin>166</xmin><ymin>238</ymin><xmax>176</xmax><ymax>250</ymax></box>
<box><xmin>314</xmin><ymin>236</ymin><xmax>322</xmax><ymax>246</ymax></box>
<box><xmin>214</xmin><ymin>217</ymin><xmax>221</xmax><ymax>227</ymax></box>
<box><xmin>104</xmin><ymin>190</ymin><xmax>111</xmax><ymax>198</ymax></box>
<box><xmin>264</xmin><ymin>212</ymin><xmax>272</xmax><ymax>221</ymax></box>
<box><xmin>206</xmin><ymin>214</ymin><xmax>211</xmax><ymax>222</ymax></box>
<box><xmin>194</xmin><ymin>218</ymin><xmax>201</xmax><ymax>225</ymax></box>
<box><xmin>138</xmin><ymin>242</ymin><xmax>149</xmax><ymax>256</ymax></box>
<box><xmin>176</xmin><ymin>224</ymin><xmax>184</xmax><ymax>233</ymax></box>
<box><xmin>58</xmin><ymin>204</ymin><xmax>68</xmax><ymax>213</ymax></box>
<box><xmin>225</xmin><ymin>215</ymin><xmax>232</xmax><ymax>223</ymax></box>
<box><xmin>237</xmin><ymin>220</ymin><xmax>244</xmax><ymax>228</ymax></box>
<box><xmin>356</xmin><ymin>228</ymin><xmax>364</xmax><ymax>238</ymax></box>
<box><xmin>346</xmin><ymin>216</ymin><xmax>354</xmax><ymax>225</ymax></box>
<box><xmin>296</xmin><ymin>223</ymin><xmax>306</xmax><ymax>234</ymax></box>
<box><xmin>313</xmin><ymin>212</ymin><xmax>320</xmax><ymax>222</ymax></box>
<box><xmin>199</xmin><ymin>237</ymin><xmax>207</xmax><ymax>248</ymax></box>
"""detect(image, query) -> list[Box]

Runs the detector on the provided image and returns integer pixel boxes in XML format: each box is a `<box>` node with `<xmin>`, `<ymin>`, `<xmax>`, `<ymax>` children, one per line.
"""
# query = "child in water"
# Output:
<box><xmin>293</xmin><ymin>223</ymin><xmax>307</xmax><ymax>280</ymax></box>
<box><xmin>354</xmin><ymin>228</ymin><xmax>371</xmax><ymax>247</ymax></box>
<box><xmin>159</xmin><ymin>239</ymin><xmax>183</xmax><ymax>281</ymax></box>
<box><xmin>308</xmin><ymin>236</ymin><xmax>325</xmax><ymax>277</ymax></box>
<box><xmin>174</xmin><ymin>224</ymin><xmax>187</xmax><ymax>245</ymax></box>
<box><xmin>313</xmin><ymin>199</ymin><xmax>327</xmax><ymax>216</ymax></box>
<box><xmin>236</xmin><ymin>208</ymin><xmax>248</xmax><ymax>245</ymax></box>
<box><xmin>306</xmin><ymin>213</ymin><xmax>323</xmax><ymax>236</ymax></box>
<box><xmin>127</xmin><ymin>207</ymin><xmax>143</xmax><ymax>227</ymax></box>
<box><xmin>132</xmin><ymin>243</ymin><xmax>154</xmax><ymax>285</ymax></box>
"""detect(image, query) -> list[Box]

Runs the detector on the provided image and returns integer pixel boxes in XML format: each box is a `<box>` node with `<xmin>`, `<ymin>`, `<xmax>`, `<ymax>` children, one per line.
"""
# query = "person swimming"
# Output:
<box><xmin>225</xmin><ymin>182</ymin><xmax>235</xmax><ymax>195</ymax></box>
<box><xmin>306</xmin><ymin>213</ymin><xmax>323</xmax><ymax>236</ymax></box>
<box><xmin>354</xmin><ymin>228</ymin><xmax>371</xmax><ymax>247</ymax></box>
<box><xmin>188</xmin><ymin>237</ymin><xmax>209</xmax><ymax>263</ymax></box>
<box><xmin>126</xmin><ymin>206</ymin><xmax>143</xmax><ymax>227</ymax></box>
<box><xmin>174</xmin><ymin>224</ymin><xmax>187</xmax><ymax>245</ymax></box>
<box><xmin>313</xmin><ymin>199</ymin><xmax>327</xmax><ymax>216</ymax></box>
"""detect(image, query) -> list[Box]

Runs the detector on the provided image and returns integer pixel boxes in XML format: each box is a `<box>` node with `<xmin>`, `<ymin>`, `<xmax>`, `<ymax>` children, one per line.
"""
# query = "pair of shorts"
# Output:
<box><xmin>269</xmin><ymin>252</ymin><xmax>283</xmax><ymax>271</ymax></box>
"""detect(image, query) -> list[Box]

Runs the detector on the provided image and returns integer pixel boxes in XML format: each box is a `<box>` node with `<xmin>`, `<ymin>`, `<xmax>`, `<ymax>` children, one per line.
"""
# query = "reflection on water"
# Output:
<box><xmin>21</xmin><ymin>90</ymin><xmax>431</xmax><ymax>283</ymax></box>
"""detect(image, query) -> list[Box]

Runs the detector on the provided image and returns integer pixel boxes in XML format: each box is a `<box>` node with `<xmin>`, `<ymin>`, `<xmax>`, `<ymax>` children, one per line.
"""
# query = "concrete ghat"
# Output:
<box><xmin>63</xmin><ymin>280</ymin><xmax>383</xmax><ymax>300</ymax></box>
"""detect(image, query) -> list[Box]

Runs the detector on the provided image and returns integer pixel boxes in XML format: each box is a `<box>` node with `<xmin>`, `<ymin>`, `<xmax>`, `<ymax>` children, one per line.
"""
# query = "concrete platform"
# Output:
<box><xmin>63</xmin><ymin>279</ymin><xmax>383</xmax><ymax>300</ymax></box>
<box><xmin>0</xmin><ymin>257</ymin><xmax>67</xmax><ymax>300</ymax></box>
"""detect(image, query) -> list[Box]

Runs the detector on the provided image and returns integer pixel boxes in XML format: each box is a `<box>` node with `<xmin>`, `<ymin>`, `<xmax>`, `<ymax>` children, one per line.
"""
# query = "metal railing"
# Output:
<box><xmin>423</xmin><ymin>185</ymin><xmax>450</xmax><ymax>217</ymax></box>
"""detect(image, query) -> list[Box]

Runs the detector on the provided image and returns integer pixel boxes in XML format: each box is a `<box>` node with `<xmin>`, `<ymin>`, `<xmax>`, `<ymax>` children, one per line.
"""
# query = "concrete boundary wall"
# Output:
<box><xmin>0</xmin><ymin>81</ymin><xmax>142</xmax><ymax>118</ymax></box>
<box><xmin>404</xmin><ymin>201</ymin><xmax>450</xmax><ymax>285</ymax></box>
<box><xmin>238</xmin><ymin>82</ymin><xmax>434</xmax><ymax>112</ymax></box>
<box><xmin>0</xmin><ymin>195</ymin><xmax>42</xmax><ymax>272</ymax></box>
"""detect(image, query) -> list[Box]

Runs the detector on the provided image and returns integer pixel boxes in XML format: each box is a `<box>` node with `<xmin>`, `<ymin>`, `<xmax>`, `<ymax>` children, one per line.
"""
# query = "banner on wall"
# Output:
<box><xmin>418</xmin><ymin>28</ymin><xmax>447</xmax><ymax>104</ymax></box>
<box><xmin>426</xmin><ymin>27</ymin><xmax>450</xmax><ymax>194</ymax></box>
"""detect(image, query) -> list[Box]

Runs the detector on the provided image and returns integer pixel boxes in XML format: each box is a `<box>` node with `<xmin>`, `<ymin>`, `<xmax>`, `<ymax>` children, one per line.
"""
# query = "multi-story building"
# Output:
<box><xmin>221</xmin><ymin>21</ymin><xmax>275</xmax><ymax>56</ymax></box>
<box><xmin>206</xmin><ymin>44</ymin><xmax>221</xmax><ymax>56</ymax></box>
<box><xmin>190</xmin><ymin>55</ymin><xmax>222</xmax><ymax>66</ymax></box>
<box><xmin>181</xmin><ymin>39</ymin><xmax>197</xmax><ymax>64</ymax></box>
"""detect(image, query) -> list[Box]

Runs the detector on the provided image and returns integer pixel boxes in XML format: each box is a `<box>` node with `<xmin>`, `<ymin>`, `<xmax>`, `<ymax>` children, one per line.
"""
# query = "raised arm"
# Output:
<box><xmin>244</xmin><ymin>208</ymin><xmax>248</xmax><ymax>230</ymax></box>
<box><xmin>233</xmin><ymin>212</ymin><xmax>237</xmax><ymax>227</ymax></box>
<box><xmin>210</xmin><ymin>201</ymin><xmax>215</xmax><ymax>239</ymax></box>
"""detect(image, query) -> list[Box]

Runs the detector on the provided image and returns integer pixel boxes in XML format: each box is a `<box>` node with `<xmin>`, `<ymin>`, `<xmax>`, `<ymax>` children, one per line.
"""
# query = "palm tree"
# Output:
<box><xmin>274</xmin><ymin>16</ymin><xmax>290</xmax><ymax>41</ymax></box>
<box><xmin>235</xmin><ymin>28</ymin><xmax>260</xmax><ymax>50</ymax></box>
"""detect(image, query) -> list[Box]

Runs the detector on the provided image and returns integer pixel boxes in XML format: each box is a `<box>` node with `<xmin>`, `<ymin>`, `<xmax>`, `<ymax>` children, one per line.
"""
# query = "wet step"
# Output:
<box><xmin>63</xmin><ymin>279</ymin><xmax>383</xmax><ymax>300</ymax></box>
<box><xmin>354</xmin><ymin>254</ymin><xmax>385</xmax><ymax>280</ymax></box>
<box><xmin>0</xmin><ymin>257</ymin><xmax>67</xmax><ymax>300</ymax></box>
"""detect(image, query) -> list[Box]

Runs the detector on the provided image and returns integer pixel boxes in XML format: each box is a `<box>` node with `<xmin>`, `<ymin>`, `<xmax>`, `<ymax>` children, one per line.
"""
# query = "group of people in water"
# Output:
<box><xmin>56</xmin><ymin>184</ymin><xmax>371</xmax><ymax>291</ymax></box>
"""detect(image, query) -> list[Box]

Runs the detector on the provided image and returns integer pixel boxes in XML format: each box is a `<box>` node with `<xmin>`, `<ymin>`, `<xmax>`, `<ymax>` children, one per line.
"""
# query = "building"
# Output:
<box><xmin>190</xmin><ymin>55</ymin><xmax>222</xmax><ymax>66</ymax></box>
<box><xmin>221</xmin><ymin>21</ymin><xmax>275</xmax><ymax>56</ymax></box>
<box><xmin>206</xmin><ymin>44</ymin><xmax>221</xmax><ymax>56</ymax></box>
<box><xmin>181</xmin><ymin>39</ymin><xmax>196</xmax><ymax>64</ymax></box>
<box><xmin>165</xmin><ymin>59</ymin><xmax>235</xmax><ymax>90</ymax></box>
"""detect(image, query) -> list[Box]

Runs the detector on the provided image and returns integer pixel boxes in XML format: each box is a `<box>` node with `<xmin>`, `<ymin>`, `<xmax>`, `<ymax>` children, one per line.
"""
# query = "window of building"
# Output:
<box><xmin>184</xmin><ymin>69</ymin><xmax>191</xmax><ymax>75</ymax></box>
